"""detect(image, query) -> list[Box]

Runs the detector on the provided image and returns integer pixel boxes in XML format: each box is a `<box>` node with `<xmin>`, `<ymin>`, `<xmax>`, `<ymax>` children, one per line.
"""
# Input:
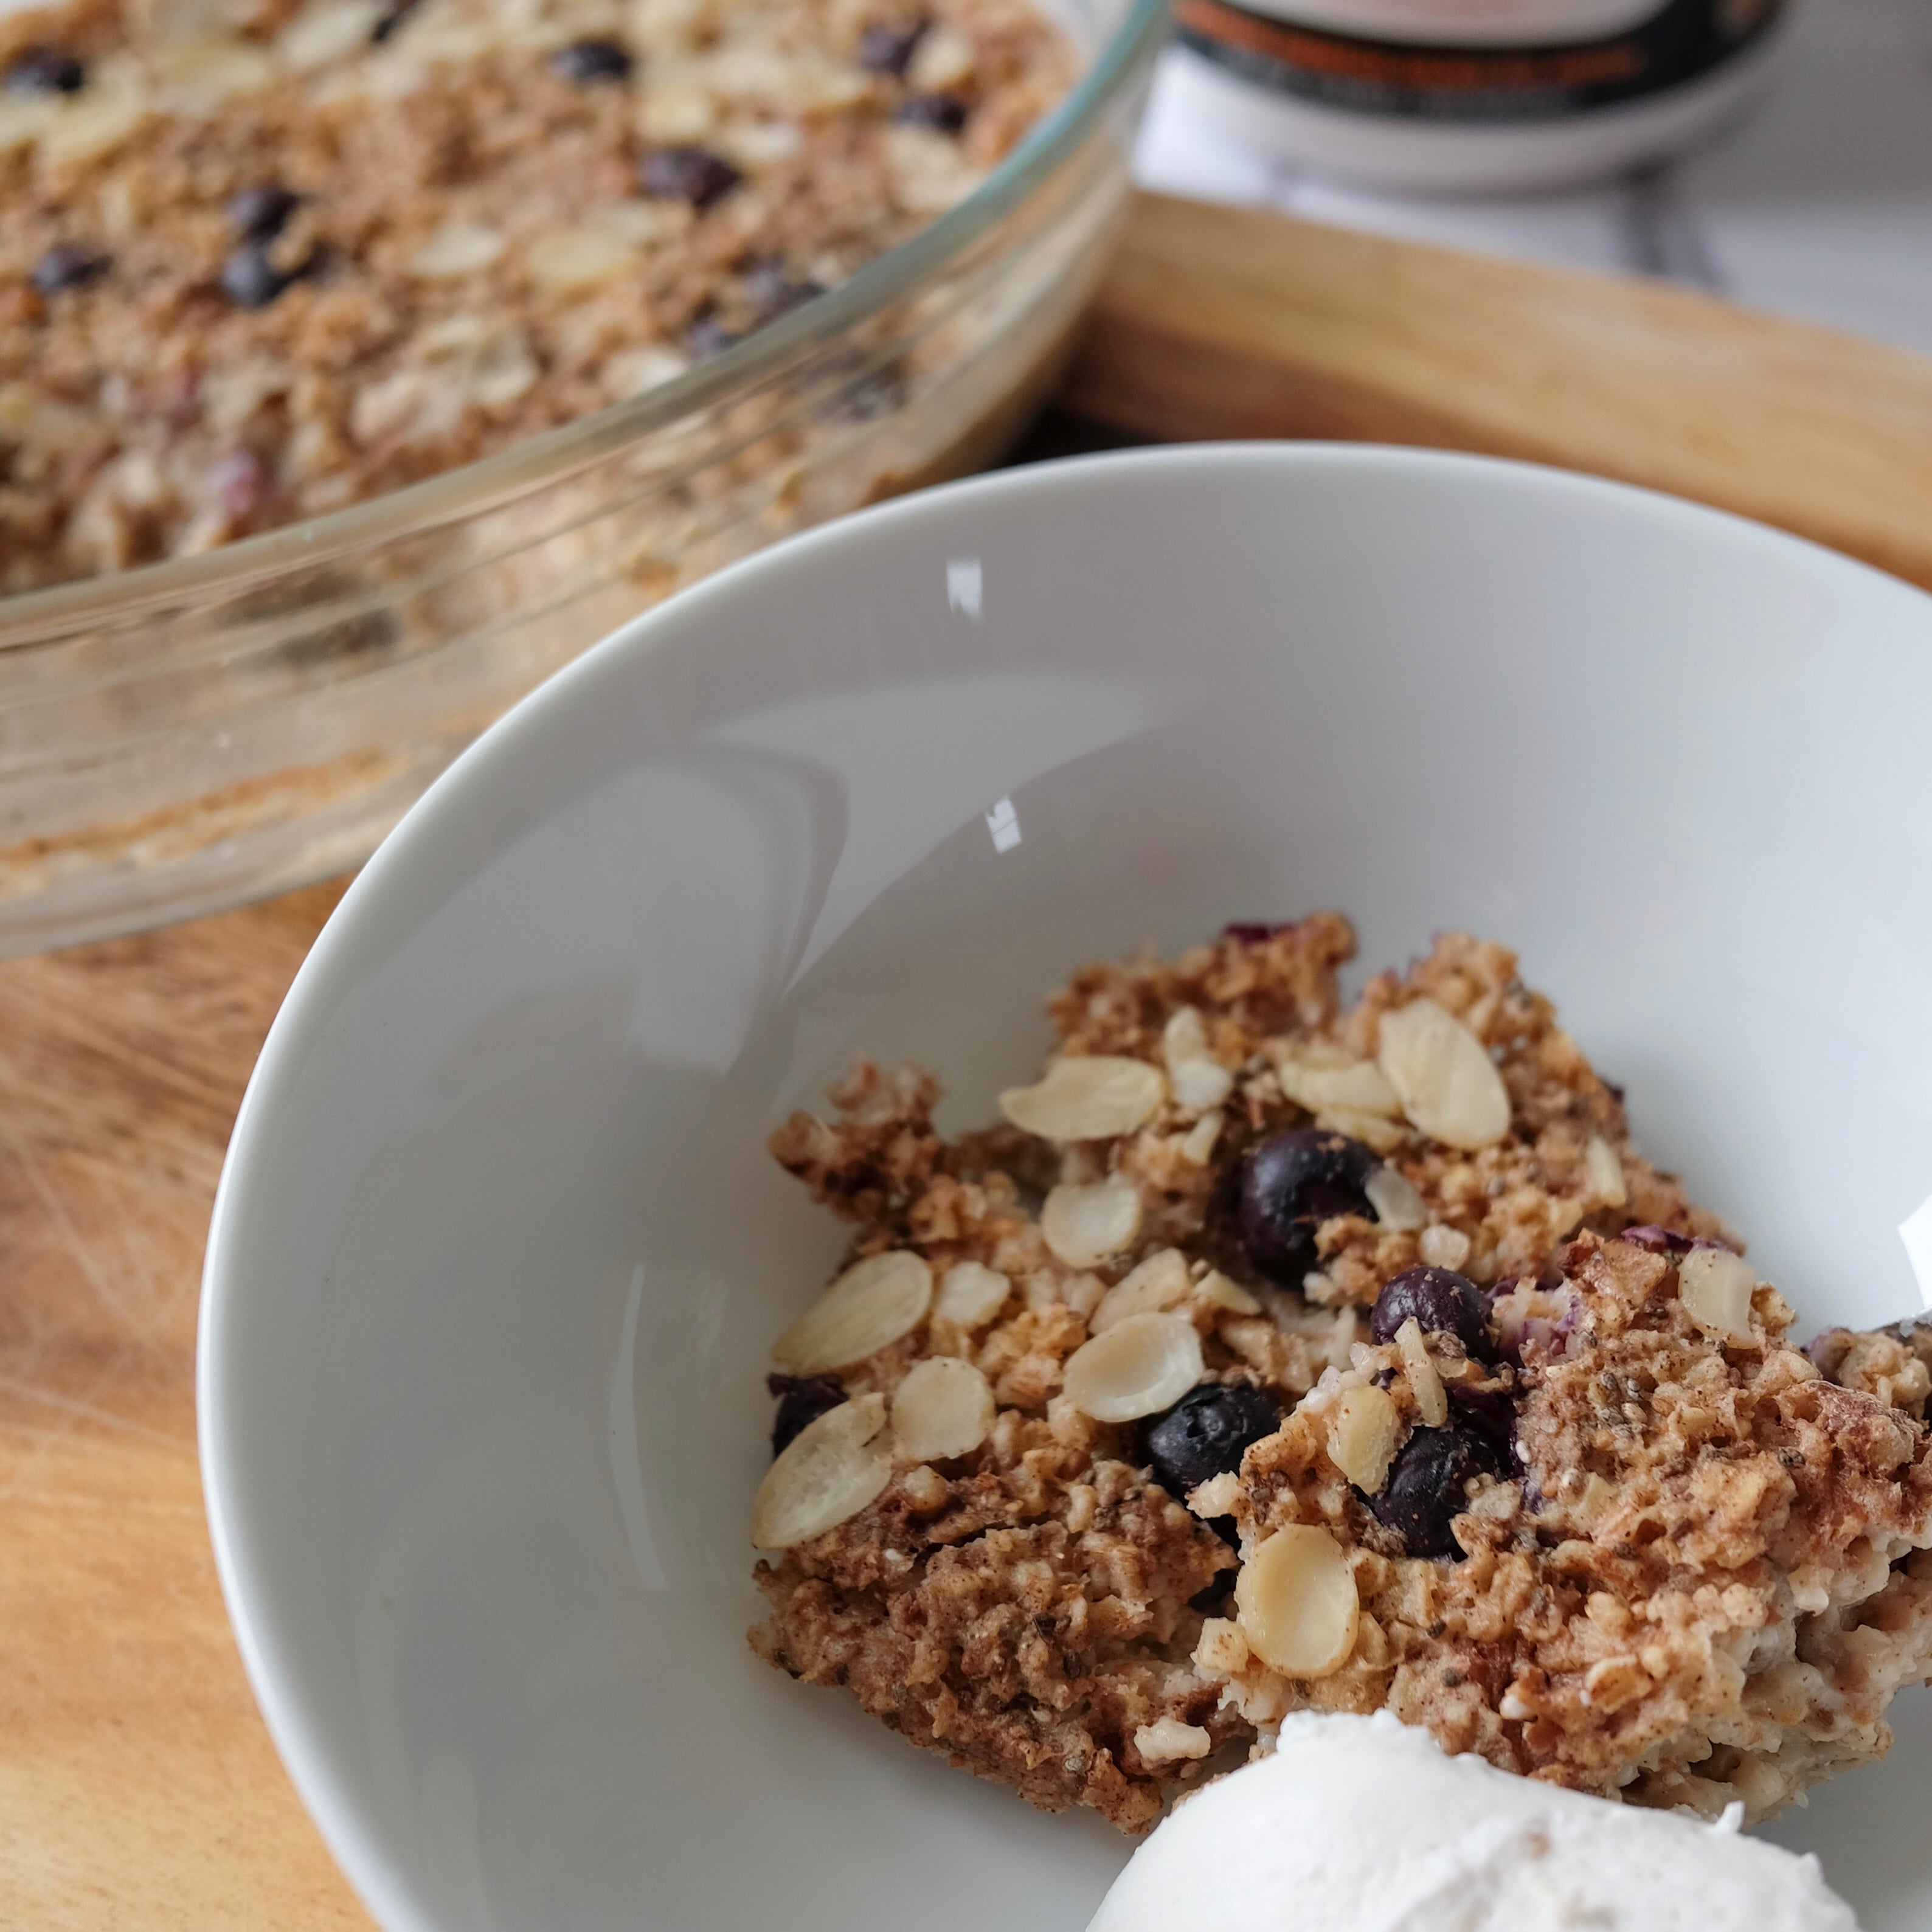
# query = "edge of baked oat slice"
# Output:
<box><xmin>746</xmin><ymin>915</ymin><xmax>1932</xmax><ymax>1832</ymax></box>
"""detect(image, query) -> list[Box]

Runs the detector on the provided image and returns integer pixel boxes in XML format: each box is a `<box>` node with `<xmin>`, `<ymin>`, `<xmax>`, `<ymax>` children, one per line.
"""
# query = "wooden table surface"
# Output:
<box><xmin>0</xmin><ymin>882</ymin><xmax>366</xmax><ymax>1928</ymax></box>
<box><xmin>9</xmin><ymin>189</ymin><xmax>1932</xmax><ymax>1928</ymax></box>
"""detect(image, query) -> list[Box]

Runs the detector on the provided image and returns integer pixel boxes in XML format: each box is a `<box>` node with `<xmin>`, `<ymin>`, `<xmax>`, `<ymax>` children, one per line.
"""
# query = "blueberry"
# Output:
<box><xmin>1224</xmin><ymin>921</ymin><xmax>1290</xmax><ymax>945</ymax></box>
<box><xmin>1238</xmin><ymin>1127</ymin><xmax>1378</xmax><ymax>1286</ymax></box>
<box><xmin>549</xmin><ymin>35</ymin><xmax>632</xmax><ymax>82</ymax></box>
<box><xmin>893</xmin><ymin>91</ymin><xmax>966</xmax><ymax>133</ymax></box>
<box><xmin>1368</xmin><ymin>1425</ymin><xmax>1505</xmax><ymax>1559</ymax></box>
<box><xmin>4</xmin><ymin>45</ymin><xmax>86</xmax><ymax>92</ymax></box>
<box><xmin>226</xmin><ymin>182</ymin><xmax>299</xmax><ymax>241</ymax></box>
<box><xmin>1371</xmin><ymin>1267</ymin><xmax>1491</xmax><ymax>1353</ymax></box>
<box><xmin>683</xmin><ymin>308</ymin><xmax>739</xmax><ymax>358</ymax></box>
<box><xmin>769</xmin><ymin>1371</ymin><xmax>845</xmax><ymax>1457</ymax></box>
<box><xmin>1145</xmin><ymin>1382</ymin><xmax>1282</xmax><ymax>1499</ymax></box>
<box><xmin>221</xmin><ymin>241</ymin><xmax>317</xmax><ymax>309</ymax></box>
<box><xmin>741</xmin><ymin>257</ymin><xmax>826</xmax><ymax>321</ymax></box>
<box><xmin>639</xmin><ymin>145</ymin><xmax>743</xmax><ymax>210</ymax></box>
<box><xmin>857</xmin><ymin>18</ymin><xmax>927</xmax><ymax>75</ymax></box>
<box><xmin>30</xmin><ymin>243</ymin><xmax>109</xmax><ymax>296</ymax></box>
<box><xmin>1445</xmin><ymin>1379</ymin><xmax>1517</xmax><ymax>1454</ymax></box>
<box><xmin>222</xmin><ymin>243</ymin><xmax>288</xmax><ymax>308</ymax></box>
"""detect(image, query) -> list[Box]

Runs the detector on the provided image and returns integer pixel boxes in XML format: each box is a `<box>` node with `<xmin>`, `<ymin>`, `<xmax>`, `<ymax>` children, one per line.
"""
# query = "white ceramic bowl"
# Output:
<box><xmin>200</xmin><ymin>445</ymin><xmax>1932</xmax><ymax>1932</ymax></box>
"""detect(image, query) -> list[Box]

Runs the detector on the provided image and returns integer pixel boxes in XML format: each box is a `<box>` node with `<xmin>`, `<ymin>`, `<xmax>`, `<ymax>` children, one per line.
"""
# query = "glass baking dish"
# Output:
<box><xmin>0</xmin><ymin>0</ymin><xmax>1166</xmax><ymax>956</ymax></box>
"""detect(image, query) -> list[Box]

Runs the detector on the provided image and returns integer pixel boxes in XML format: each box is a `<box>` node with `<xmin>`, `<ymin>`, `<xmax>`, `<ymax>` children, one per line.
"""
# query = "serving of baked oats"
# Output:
<box><xmin>747</xmin><ymin>915</ymin><xmax>1932</xmax><ymax>1832</ymax></box>
<box><xmin>0</xmin><ymin>0</ymin><xmax>1075</xmax><ymax>590</ymax></box>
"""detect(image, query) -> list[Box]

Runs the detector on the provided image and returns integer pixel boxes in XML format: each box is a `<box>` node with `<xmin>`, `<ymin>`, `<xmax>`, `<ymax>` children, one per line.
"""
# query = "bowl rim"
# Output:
<box><xmin>196</xmin><ymin>441</ymin><xmax>1932</xmax><ymax>1932</ymax></box>
<box><xmin>0</xmin><ymin>0</ymin><xmax>1169</xmax><ymax>646</ymax></box>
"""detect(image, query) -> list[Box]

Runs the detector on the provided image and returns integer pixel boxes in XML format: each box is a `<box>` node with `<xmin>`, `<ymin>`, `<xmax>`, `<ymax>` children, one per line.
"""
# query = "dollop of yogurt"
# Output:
<box><xmin>1089</xmin><ymin>1712</ymin><xmax>1858</xmax><ymax>1932</ymax></box>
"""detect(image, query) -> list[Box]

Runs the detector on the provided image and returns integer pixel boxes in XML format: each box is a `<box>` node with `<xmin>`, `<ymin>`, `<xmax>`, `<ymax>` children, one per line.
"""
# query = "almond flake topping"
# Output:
<box><xmin>1376</xmin><ymin>998</ymin><xmax>1511</xmax><ymax>1151</ymax></box>
<box><xmin>999</xmin><ymin>1056</ymin><xmax>1165</xmax><ymax>1142</ymax></box>
<box><xmin>772</xmin><ymin>1249</ymin><xmax>932</xmax><ymax>1375</ymax></box>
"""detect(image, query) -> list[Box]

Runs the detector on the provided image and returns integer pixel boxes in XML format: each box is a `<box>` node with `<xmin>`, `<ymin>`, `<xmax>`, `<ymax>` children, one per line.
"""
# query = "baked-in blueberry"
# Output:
<box><xmin>1367</xmin><ymin>1425</ymin><xmax>1506</xmax><ymax>1559</ymax></box>
<box><xmin>769</xmin><ymin>1371</ymin><xmax>845</xmax><ymax>1457</ymax></box>
<box><xmin>1146</xmin><ymin>1382</ymin><xmax>1282</xmax><ymax>1499</ymax></box>
<box><xmin>1238</xmin><ymin>1126</ymin><xmax>1378</xmax><ymax>1286</ymax></box>
<box><xmin>857</xmin><ymin>18</ymin><xmax>927</xmax><ymax>75</ymax></box>
<box><xmin>221</xmin><ymin>241</ymin><xmax>310</xmax><ymax>310</ymax></box>
<box><xmin>226</xmin><ymin>183</ymin><xmax>300</xmax><ymax>241</ymax></box>
<box><xmin>683</xmin><ymin>308</ymin><xmax>740</xmax><ymax>359</ymax></box>
<box><xmin>4</xmin><ymin>46</ymin><xmax>86</xmax><ymax>93</ymax></box>
<box><xmin>549</xmin><ymin>36</ymin><xmax>632</xmax><ymax>82</ymax></box>
<box><xmin>893</xmin><ymin>91</ymin><xmax>967</xmax><ymax>132</ymax></box>
<box><xmin>1371</xmin><ymin>1266</ymin><xmax>1491</xmax><ymax>1353</ymax></box>
<box><xmin>30</xmin><ymin>243</ymin><xmax>109</xmax><ymax>296</ymax></box>
<box><xmin>639</xmin><ymin>145</ymin><xmax>743</xmax><ymax>210</ymax></box>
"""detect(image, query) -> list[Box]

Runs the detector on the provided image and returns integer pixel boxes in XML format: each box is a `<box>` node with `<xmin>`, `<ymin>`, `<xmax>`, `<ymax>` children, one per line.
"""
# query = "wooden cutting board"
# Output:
<box><xmin>7</xmin><ymin>190</ymin><xmax>1932</xmax><ymax>1930</ymax></box>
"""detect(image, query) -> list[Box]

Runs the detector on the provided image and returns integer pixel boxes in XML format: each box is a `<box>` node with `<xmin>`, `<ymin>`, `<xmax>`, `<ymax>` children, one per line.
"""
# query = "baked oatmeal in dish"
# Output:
<box><xmin>0</xmin><ymin>0</ymin><xmax>1075</xmax><ymax>591</ymax></box>
<box><xmin>748</xmin><ymin>916</ymin><xmax>1932</xmax><ymax>1832</ymax></box>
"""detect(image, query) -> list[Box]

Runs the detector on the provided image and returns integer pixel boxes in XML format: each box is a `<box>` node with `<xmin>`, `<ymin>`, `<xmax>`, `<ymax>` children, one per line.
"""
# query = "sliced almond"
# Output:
<box><xmin>525</xmin><ymin>224</ymin><xmax>637</xmax><ymax>290</ymax></box>
<box><xmin>1234</xmin><ymin>1525</ymin><xmax>1359</xmax><ymax>1679</ymax></box>
<box><xmin>1278</xmin><ymin>1053</ymin><xmax>1402</xmax><ymax>1120</ymax></box>
<box><xmin>1394</xmin><ymin>1317</ymin><xmax>1448</xmax><ymax>1427</ymax></box>
<box><xmin>1323</xmin><ymin>1107</ymin><xmax>1409</xmax><ymax>1155</ymax></box>
<box><xmin>1092</xmin><ymin>1248</ymin><xmax>1191</xmax><ymax>1331</ymax></box>
<box><xmin>1196</xmin><ymin>1269</ymin><xmax>1262</xmax><ymax>1317</ymax></box>
<box><xmin>605</xmin><ymin>343</ymin><xmax>690</xmax><ymax>398</ymax></box>
<box><xmin>1041</xmin><ymin>1176</ymin><xmax>1142</xmax><ymax>1270</ymax></box>
<box><xmin>907</xmin><ymin>21</ymin><xmax>975</xmax><ymax>89</ymax></box>
<box><xmin>1418</xmin><ymin>1224</ymin><xmax>1472</xmax><ymax>1272</ymax></box>
<box><xmin>150</xmin><ymin>36</ymin><xmax>275</xmax><ymax>108</ymax></box>
<box><xmin>772</xmin><ymin>1249</ymin><xmax>932</xmax><ymax>1375</ymax></box>
<box><xmin>1328</xmin><ymin>1384</ymin><xmax>1400</xmax><ymax>1493</ymax></box>
<box><xmin>1180</xmin><ymin>1111</ymin><xmax>1223</xmax><ymax>1166</ymax></box>
<box><xmin>637</xmin><ymin>84</ymin><xmax>718</xmax><ymax>140</ymax></box>
<box><xmin>749</xmin><ymin>1393</ymin><xmax>890</xmax><ymax>1548</ymax></box>
<box><xmin>408</xmin><ymin>219</ymin><xmax>507</xmax><ymax>279</ymax></box>
<box><xmin>933</xmin><ymin>1260</ymin><xmax>1009</xmax><ymax>1331</ymax></box>
<box><xmin>999</xmin><ymin>1056</ymin><xmax>1165</xmax><ymax>1142</ymax></box>
<box><xmin>1678</xmin><ymin>1247</ymin><xmax>1757</xmax><ymax>1344</ymax></box>
<box><xmin>1171</xmin><ymin>1058</ymin><xmax>1234</xmax><ymax>1114</ymax></box>
<box><xmin>1584</xmin><ymin>1134</ymin><xmax>1628</xmax><ymax>1208</ymax></box>
<box><xmin>36</xmin><ymin>87</ymin><xmax>145</xmax><ymax>168</ymax></box>
<box><xmin>468</xmin><ymin>330</ymin><xmax>538</xmax><ymax>408</ymax></box>
<box><xmin>0</xmin><ymin>95</ymin><xmax>59</xmax><ymax>156</ymax></box>
<box><xmin>584</xmin><ymin>198</ymin><xmax>682</xmax><ymax>245</ymax></box>
<box><xmin>1377</xmin><ymin>998</ymin><xmax>1511</xmax><ymax>1151</ymax></box>
<box><xmin>277</xmin><ymin>0</ymin><xmax>383</xmax><ymax>68</ymax></box>
<box><xmin>1062</xmin><ymin>1312</ymin><xmax>1203</xmax><ymax>1424</ymax></box>
<box><xmin>724</xmin><ymin>118</ymin><xmax>803</xmax><ymax>164</ymax></box>
<box><xmin>1363</xmin><ymin>1164</ymin><xmax>1427</xmax><ymax>1233</ymax></box>
<box><xmin>1162</xmin><ymin>1006</ymin><xmax>1209</xmax><ymax>1067</ymax></box>
<box><xmin>890</xmin><ymin>1356</ymin><xmax>994</xmax><ymax>1461</ymax></box>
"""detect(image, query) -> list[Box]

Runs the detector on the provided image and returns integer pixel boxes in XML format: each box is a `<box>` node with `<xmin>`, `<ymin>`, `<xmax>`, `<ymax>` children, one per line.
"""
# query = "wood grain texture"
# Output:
<box><xmin>1068</xmin><ymin>192</ymin><xmax>1932</xmax><ymax>594</ymax></box>
<box><xmin>0</xmin><ymin>881</ymin><xmax>372</xmax><ymax>1932</ymax></box>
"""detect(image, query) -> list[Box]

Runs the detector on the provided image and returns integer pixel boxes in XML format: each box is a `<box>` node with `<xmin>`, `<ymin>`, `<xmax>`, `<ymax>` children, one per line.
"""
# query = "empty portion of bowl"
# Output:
<box><xmin>0</xmin><ymin>0</ymin><xmax>1163</xmax><ymax>958</ymax></box>
<box><xmin>201</xmin><ymin>446</ymin><xmax>1932</xmax><ymax>1932</ymax></box>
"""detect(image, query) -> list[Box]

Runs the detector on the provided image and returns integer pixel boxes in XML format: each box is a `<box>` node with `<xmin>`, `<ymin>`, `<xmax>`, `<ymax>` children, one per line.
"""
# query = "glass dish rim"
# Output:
<box><xmin>0</xmin><ymin>0</ymin><xmax>1169</xmax><ymax>646</ymax></box>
